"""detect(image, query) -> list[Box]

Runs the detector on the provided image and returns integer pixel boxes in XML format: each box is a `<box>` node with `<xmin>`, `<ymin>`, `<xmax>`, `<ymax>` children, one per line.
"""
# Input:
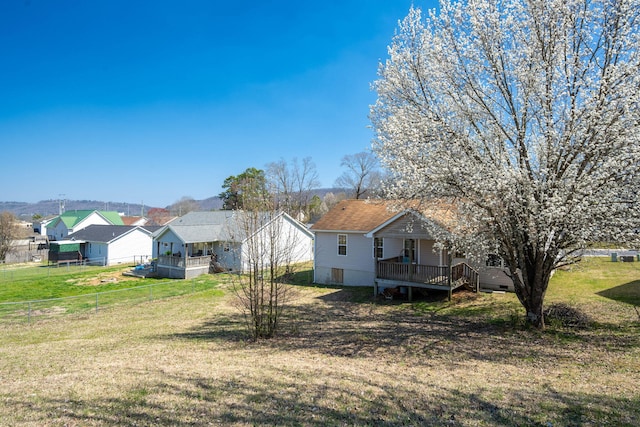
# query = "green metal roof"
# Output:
<box><xmin>49</xmin><ymin>242</ymin><xmax>80</xmax><ymax>253</ymax></box>
<box><xmin>100</xmin><ymin>211</ymin><xmax>125</xmax><ymax>225</ymax></box>
<box><xmin>56</xmin><ymin>210</ymin><xmax>124</xmax><ymax>227</ymax></box>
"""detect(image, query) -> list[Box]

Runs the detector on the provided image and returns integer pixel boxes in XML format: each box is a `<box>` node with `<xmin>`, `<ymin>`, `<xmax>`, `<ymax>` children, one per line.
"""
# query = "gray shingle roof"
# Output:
<box><xmin>155</xmin><ymin>211</ymin><xmax>308</xmax><ymax>244</ymax></box>
<box><xmin>67</xmin><ymin>225</ymin><xmax>150</xmax><ymax>243</ymax></box>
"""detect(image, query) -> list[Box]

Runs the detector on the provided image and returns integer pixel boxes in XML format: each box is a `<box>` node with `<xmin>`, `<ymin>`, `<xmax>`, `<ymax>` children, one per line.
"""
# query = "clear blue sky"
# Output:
<box><xmin>0</xmin><ymin>0</ymin><xmax>435</xmax><ymax>208</ymax></box>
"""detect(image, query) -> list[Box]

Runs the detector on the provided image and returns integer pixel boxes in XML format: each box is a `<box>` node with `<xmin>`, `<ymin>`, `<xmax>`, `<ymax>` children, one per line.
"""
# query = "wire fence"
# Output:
<box><xmin>0</xmin><ymin>277</ymin><xmax>218</xmax><ymax>325</ymax></box>
<box><xmin>0</xmin><ymin>259</ymin><xmax>106</xmax><ymax>282</ymax></box>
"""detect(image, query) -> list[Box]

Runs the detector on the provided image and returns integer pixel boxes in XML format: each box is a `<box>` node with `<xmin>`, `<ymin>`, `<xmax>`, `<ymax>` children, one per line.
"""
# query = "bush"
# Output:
<box><xmin>544</xmin><ymin>303</ymin><xmax>592</xmax><ymax>328</ymax></box>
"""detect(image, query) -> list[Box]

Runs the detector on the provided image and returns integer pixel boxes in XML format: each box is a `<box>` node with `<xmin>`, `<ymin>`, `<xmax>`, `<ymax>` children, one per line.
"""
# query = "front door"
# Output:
<box><xmin>403</xmin><ymin>239</ymin><xmax>416</xmax><ymax>263</ymax></box>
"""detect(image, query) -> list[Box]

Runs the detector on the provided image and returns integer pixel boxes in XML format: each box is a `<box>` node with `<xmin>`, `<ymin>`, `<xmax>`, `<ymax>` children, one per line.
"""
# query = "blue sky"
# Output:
<box><xmin>0</xmin><ymin>0</ymin><xmax>435</xmax><ymax>208</ymax></box>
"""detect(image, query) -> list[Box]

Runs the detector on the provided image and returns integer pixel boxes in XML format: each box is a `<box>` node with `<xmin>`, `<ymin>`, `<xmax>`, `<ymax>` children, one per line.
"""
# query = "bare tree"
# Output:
<box><xmin>229</xmin><ymin>199</ymin><xmax>305</xmax><ymax>339</ymax></box>
<box><xmin>169</xmin><ymin>196</ymin><xmax>200</xmax><ymax>216</ymax></box>
<box><xmin>147</xmin><ymin>208</ymin><xmax>173</xmax><ymax>226</ymax></box>
<box><xmin>334</xmin><ymin>151</ymin><xmax>382</xmax><ymax>199</ymax></box>
<box><xmin>0</xmin><ymin>211</ymin><xmax>20</xmax><ymax>263</ymax></box>
<box><xmin>371</xmin><ymin>1</ymin><xmax>640</xmax><ymax>328</ymax></box>
<box><xmin>266</xmin><ymin>157</ymin><xmax>320</xmax><ymax>220</ymax></box>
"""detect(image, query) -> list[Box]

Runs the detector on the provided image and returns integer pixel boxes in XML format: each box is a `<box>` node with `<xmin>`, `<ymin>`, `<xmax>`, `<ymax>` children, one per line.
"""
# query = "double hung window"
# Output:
<box><xmin>337</xmin><ymin>234</ymin><xmax>347</xmax><ymax>256</ymax></box>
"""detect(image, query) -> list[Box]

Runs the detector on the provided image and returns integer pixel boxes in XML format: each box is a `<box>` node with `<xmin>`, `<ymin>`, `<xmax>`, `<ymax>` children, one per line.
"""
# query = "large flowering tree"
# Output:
<box><xmin>371</xmin><ymin>0</ymin><xmax>640</xmax><ymax>327</ymax></box>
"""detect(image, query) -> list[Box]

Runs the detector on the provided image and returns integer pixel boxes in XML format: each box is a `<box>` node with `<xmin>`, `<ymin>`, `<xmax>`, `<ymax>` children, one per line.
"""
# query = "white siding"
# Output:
<box><xmin>156</xmin><ymin>230</ymin><xmax>186</xmax><ymax>257</ymax></box>
<box><xmin>240</xmin><ymin>215</ymin><xmax>314</xmax><ymax>273</ymax></box>
<box><xmin>49</xmin><ymin>221</ymin><xmax>68</xmax><ymax>240</ymax></box>
<box><xmin>84</xmin><ymin>229</ymin><xmax>153</xmax><ymax>265</ymax></box>
<box><xmin>107</xmin><ymin>229</ymin><xmax>153</xmax><ymax>265</ymax></box>
<box><xmin>314</xmin><ymin>231</ymin><xmax>376</xmax><ymax>286</ymax></box>
<box><xmin>418</xmin><ymin>240</ymin><xmax>441</xmax><ymax>265</ymax></box>
<box><xmin>85</xmin><ymin>242</ymin><xmax>108</xmax><ymax>262</ymax></box>
<box><xmin>73</xmin><ymin>212</ymin><xmax>111</xmax><ymax>233</ymax></box>
<box><xmin>218</xmin><ymin>241</ymin><xmax>241</xmax><ymax>271</ymax></box>
<box><xmin>477</xmin><ymin>266</ymin><xmax>515</xmax><ymax>291</ymax></box>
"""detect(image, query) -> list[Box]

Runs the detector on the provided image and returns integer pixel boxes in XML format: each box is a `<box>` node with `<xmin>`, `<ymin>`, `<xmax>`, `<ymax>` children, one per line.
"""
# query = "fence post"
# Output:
<box><xmin>28</xmin><ymin>301</ymin><xmax>31</xmax><ymax>325</ymax></box>
<box><xmin>149</xmin><ymin>285</ymin><xmax>153</xmax><ymax>301</ymax></box>
<box><xmin>96</xmin><ymin>293</ymin><xmax>99</xmax><ymax>313</ymax></box>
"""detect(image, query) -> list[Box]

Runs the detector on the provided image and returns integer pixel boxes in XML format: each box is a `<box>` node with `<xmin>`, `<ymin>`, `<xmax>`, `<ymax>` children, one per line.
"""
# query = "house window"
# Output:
<box><xmin>486</xmin><ymin>254</ymin><xmax>509</xmax><ymax>268</ymax></box>
<box><xmin>403</xmin><ymin>239</ymin><xmax>415</xmax><ymax>262</ymax></box>
<box><xmin>331</xmin><ymin>268</ymin><xmax>344</xmax><ymax>284</ymax></box>
<box><xmin>373</xmin><ymin>237</ymin><xmax>383</xmax><ymax>259</ymax></box>
<box><xmin>337</xmin><ymin>234</ymin><xmax>347</xmax><ymax>256</ymax></box>
<box><xmin>223</xmin><ymin>242</ymin><xmax>230</xmax><ymax>252</ymax></box>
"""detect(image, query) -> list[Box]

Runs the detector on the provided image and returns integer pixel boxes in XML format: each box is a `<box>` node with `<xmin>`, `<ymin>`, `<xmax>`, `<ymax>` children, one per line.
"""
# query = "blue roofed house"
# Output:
<box><xmin>152</xmin><ymin>211</ymin><xmax>314</xmax><ymax>279</ymax></box>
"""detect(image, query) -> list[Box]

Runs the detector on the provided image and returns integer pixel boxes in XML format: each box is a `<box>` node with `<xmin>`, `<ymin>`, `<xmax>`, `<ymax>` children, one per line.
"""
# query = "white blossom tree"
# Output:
<box><xmin>371</xmin><ymin>0</ymin><xmax>640</xmax><ymax>328</ymax></box>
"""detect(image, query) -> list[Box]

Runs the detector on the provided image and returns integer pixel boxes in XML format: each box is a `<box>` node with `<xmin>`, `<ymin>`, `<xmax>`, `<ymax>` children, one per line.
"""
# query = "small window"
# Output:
<box><xmin>374</xmin><ymin>237</ymin><xmax>383</xmax><ymax>259</ymax></box>
<box><xmin>486</xmin><ymin>254</ymin><xmax>505</xmax><ymax>268</ymax></box>
<box><xmin>331</xmin><ymin>268</ymin><xmax>344</xmax><ymax>284</ymax></box>
<box><xmin>338</xmin><ymin>234</ymin><xmax>347</xmax><ymax>256</ymax></box>
<box><xmin>223</xmin><ymin>242</ymin><xmax>231</xmax><ymax>252</ymax></box>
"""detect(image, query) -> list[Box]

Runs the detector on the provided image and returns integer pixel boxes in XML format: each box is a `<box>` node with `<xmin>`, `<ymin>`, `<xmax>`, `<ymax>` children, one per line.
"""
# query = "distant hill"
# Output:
<box><xmin>1</xmin><ymin>189</ymin><xmax>348</xmax><ymax>220</ymax></box>
<box><xmin>191</xmin><ymin>196</ymin><xmax>223</xmax><ymax>211</ymax></box>
<box><xmin>0</xmin><ymin>200</ymin><xmax>163</xmax><ymax>220</ymax></box>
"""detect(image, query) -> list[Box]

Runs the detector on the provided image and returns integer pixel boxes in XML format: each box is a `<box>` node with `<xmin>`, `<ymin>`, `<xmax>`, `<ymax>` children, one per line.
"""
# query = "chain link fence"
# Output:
<box><xmin>0</xmin><ymin>272</ymin><xmax>217</xmax><ymax>325</ymax></box>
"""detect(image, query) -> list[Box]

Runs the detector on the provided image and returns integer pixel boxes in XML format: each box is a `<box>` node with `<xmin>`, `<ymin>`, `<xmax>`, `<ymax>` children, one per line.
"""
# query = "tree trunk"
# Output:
<box><xmin>521</xmin><ymin>280</ymin><xmax>546</xmax><ymax>328</ymax></box>
<box><xmin>512</xmin><ymin>253</ymin><xmax>555</xmax><ymax>329</ymax></box>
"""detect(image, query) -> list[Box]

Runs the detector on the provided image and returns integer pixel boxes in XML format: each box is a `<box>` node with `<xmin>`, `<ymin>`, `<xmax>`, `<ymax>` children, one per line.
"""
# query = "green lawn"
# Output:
<box><xmin>0</xmin><ymin>264</ymin><xmax>224</xmax><ymax>323</ymax></box>
<box><xmin>548</xmin><ymin>256</ymin><xmax>640</xmax><ymax>305</ymax></box>
<box><xmin>0</xmin><ymin>257</ymin><xmax>638</xmax><ymax>426</ymax></box>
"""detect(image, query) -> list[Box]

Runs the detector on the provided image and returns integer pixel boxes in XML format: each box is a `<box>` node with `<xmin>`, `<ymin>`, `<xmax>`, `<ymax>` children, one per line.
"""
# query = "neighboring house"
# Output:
<box><xmin>46</xmin><ymin>210</ymin><xmax>125</xmax><ymax>241</ymax></box>
<box><xmin>63</xmin><ymin>225</ymin><xmax>161</xmax><ymax>265</ymax></box>
<box><xmin>121</xmin><ymin>216</ymin><xmax>149</xmax><ymax>226</ymax></box>
<box><xmin>152</xmin><ymin>211</ymin><xmax>314</xmax><ymax>279</ymax></box>
<box><xmin>311</xmin><ymin>199</ymin><xmax>513</xmax><ymax>300</ymax></box>
<box><xmin>34</xmin><ymin>216</ymin><xmax>56</xmax><ymax>236</ymax></box>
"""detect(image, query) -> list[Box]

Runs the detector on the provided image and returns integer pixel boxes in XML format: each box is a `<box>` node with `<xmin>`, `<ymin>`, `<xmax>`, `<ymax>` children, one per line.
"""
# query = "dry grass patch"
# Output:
<box><xmin>0</xmin><ymin>281</ymin><xmax>638</xmax><ymax>426</ymax></box>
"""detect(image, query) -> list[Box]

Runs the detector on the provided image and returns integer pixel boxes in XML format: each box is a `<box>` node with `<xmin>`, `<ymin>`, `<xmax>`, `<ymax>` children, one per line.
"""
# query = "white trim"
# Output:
<box><xmin>337</xmin><ymin>234</ymin><xmax>348</xmax><ymax>256</ymax></box>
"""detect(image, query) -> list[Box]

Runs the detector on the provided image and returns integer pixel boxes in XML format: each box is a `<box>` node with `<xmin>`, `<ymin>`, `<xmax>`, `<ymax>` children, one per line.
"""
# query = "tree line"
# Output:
<box><xmin>215</xmin><ymin>152</ymin><xmax>383</xmax><ymax>221</ymax></box>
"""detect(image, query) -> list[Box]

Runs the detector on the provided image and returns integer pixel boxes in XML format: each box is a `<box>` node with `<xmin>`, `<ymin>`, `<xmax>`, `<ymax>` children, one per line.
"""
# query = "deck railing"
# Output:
<box><xmin>452</xmin><ymin>262</ymin><xmax>480</xmax><ymax>291</ymax></box>
<box><xmin>376</xmin><ymin>260</ymin><xmax>448</xmax><ymax>284</ymax></box>
<box><xmin>376</xmin><ymin>260</ymin><xmax>479</xmax><ymax>290</ymax></box>
<box><xmin>157</xmin><ymin>255</ymin><xmax>211</xmax><ymax>269</ymax></box>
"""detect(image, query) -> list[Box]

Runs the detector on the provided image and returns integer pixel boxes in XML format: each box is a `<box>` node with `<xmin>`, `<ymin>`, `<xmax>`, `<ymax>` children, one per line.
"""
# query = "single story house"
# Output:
<box><xmin>45</xmin><ymin>210</ymin><xmax>125</xmax><ymax>241</ymax></box>
<box><xmin>61</xmin><ymin>224</ymin><xmax>161</xmax><ymax>266</ymax></box>
<box><xmin>311</xmin><ymin>199</ymin><xmax>514</xmax><ymax>300</ymax></box>
<box><xmin>152</xmin><ymin>210</ymin><xmax>314</xmax><ymax>279</ymax></box>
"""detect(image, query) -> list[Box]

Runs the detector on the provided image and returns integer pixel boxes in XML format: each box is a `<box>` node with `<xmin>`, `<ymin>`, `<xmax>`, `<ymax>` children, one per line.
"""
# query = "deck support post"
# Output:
<box><xmin>408</xmin><ymin>286</ymin><xmax>412</xmax><ymax>301</ymax></box>
<box><xmin>447</xmin><ymin>251</ymin><xmax>453</xmax><ymax>301</ymax></box>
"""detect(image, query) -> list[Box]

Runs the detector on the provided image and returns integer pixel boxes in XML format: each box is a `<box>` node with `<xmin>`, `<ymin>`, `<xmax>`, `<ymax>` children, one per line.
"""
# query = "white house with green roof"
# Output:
<box><xmin>46</xmin><ymin>210</ymin><xmax>124</xmax><ymax>241</ymax></box>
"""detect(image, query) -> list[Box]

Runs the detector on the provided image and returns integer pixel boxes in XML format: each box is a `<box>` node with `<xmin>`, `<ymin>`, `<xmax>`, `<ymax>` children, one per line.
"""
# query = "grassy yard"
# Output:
<box><xmin>0</xmin><ymin>257</ymin><xmax>638</xmax><ymax>426</ymax></box>
<box><xmin>0</xmin><ymin>264</ymin><xmax>223</xmax><ymax>323</ymax></box>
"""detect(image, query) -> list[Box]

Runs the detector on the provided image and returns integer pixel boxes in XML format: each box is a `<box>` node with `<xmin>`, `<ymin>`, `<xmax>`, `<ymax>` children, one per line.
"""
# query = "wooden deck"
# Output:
<box><xmin>375</xmin><ymin>259</ymin><xmax>479</xmax><ymax>300</ymax></box>
<box><xmin>157</xmin><ymin>255</ymin><xmax>211</xmax><ymax>269</ymax></box>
